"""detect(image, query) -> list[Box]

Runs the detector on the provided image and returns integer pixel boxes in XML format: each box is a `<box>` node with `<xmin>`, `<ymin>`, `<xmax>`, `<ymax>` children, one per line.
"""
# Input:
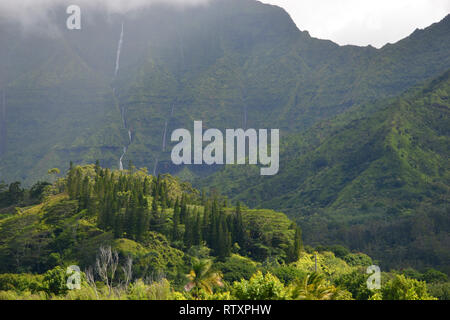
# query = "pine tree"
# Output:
<box><xmin>180</xmin><ymin>194</ymin><xmax>188</xmax><ymax>224</ymax></box>
<box><xmin>95</xmin><ymin>160</ymin><xmax>100</xmax><ymax>174</ymax></box>
<box><xmin>217</xmin><ymin>213</ymin><xmax>231</xmax><ymax>260</ymax></box>
<box><xmin>184</xmin><ymin>208</ymin><xmax>193</xmax><ymax>248</ymax></box>
<box><xmin>193</xmin><ymin>209</ymin><xmax>202</xmax><ymax>246</ymax></box>
<box><xmin>233</xmin><ymin>201</ymin><xmax>246</xmax><ymax>250</ymax></box>
<box><xmin>172</xmin><ymin>199</ymin><xmax>181</xmax><ymax>241</ymax></box>
<box><xmin>114</xmin><ymin>211</ymin><xmax>124</xmax><ymax>238</ymax></box>
<box><xmin>125</xmin><ymin>194</ymin><xmax>137</xmax><ymax>239</ymax></box>
<box><xmin>135</xmin><ymin>206</ymin><xmax>149</xmax><ymax>242</ymax></box>
<box><xmin>202</xmin><ymin>201</ymin><xmax>211</xmax><ymax>244</ymax></box>
<box><xmin>292</xmin><ymin>226</ymin><xmax>303</xmax><ymax>262</ymax></box>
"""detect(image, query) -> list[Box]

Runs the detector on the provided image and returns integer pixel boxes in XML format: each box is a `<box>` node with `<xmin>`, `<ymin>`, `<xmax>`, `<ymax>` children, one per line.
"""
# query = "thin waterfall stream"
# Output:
<box><xmin>154</xmin><ymin>104</ymin><xmax>176</xmax><ymax>176</ymax></box>
<box><xmin>112</xmin><ymin>23</ymin><xmax>131</xmax><ymax>171</ymax></box>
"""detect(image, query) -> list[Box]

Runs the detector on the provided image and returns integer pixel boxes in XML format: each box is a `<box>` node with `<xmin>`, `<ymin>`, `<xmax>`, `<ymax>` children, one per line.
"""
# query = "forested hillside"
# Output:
<box><xmin>0</xmin><ymin>164</ymin><xmax>446</xmax><ymax>300</ymax></box>
<box><xmin>198</xmin><ymin>69</ymin><xmax>450</xmax><ymax>274</ymax></box>
<box><xmin>0</xmin><ymin>0</ymin><xmax>448</xmax><ymax>301</ymax></box>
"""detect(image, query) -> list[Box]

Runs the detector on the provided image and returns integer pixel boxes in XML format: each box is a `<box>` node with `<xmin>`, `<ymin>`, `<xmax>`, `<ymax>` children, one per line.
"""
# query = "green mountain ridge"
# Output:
<box><xmin>0</xmin><ymin>0</ymin><xmax>448</xmax><ymax>277</ymax></box>
<box><xmin>198</xmin><ymin>70</ymin><xmax>450</xmax><ymax>273</ymax></box>
<box><xmin>0</xmin><ymin>0</ymin><xmax>449</xmax><ymax>184</ymax></box>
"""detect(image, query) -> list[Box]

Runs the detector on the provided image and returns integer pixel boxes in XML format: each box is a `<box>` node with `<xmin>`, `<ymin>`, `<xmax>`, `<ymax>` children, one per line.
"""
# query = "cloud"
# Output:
<box><xmin>0</xmin><ymin>0</ymin><xmax>210</xmax><ymax>35</ymax></box>
<box><xmin>262</xmin><ymin>0</ymin><xmax>450</xmax><ymax>48</ymax></box>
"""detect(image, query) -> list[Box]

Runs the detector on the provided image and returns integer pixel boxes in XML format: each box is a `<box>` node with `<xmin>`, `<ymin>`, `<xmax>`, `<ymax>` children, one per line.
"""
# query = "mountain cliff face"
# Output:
<box><xmin>0</xmin><ymin>0</ymin><xmax>449</xmax><ymax>185</ymax></box>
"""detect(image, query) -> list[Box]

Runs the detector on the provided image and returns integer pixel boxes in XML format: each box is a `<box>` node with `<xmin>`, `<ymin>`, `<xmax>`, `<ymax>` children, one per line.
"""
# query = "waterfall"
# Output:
<box><xmin>162</xmin><ymin>120</ymin><xmax>168</xmax><ymax>152</ymax></box>
<box><xmin>153</xmin><ymin>158</ymin><xmax>159</xmax><ymax>176</ymax></box>
<box><xmin>119</xmin><ymin>147</ymin><xmax>127</xmax><ymax>171</ymax></box>
<box><xmin>114</xmin><ymin>23</ymin><xmax>124</xmax><ymax>78</ymax></box>
<box><xmin>113</xmin><ymin>22</ymin><xmax>130</xmax><ymax>171</ymax></box>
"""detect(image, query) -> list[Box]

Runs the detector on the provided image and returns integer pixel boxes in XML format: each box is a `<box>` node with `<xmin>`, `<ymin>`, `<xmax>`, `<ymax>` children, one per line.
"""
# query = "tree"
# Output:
<box><xmin>288</xmin><ymin>226</ymin><xmax>302</xmax><ymax>263</ymax></box>
<box><xmin>334</xmin><ymin>270</ymin><xmax>372</xmax><ymax>300</ymax></box>
<box><xmin>47</xmin><ymin>168</ymin><xmax>61</xmax><ymax>181</ymax></box>
<box><xmin>29</xmin><ymin>181</ymin><xmax>52</xmax><ymax>202</ymax></box>
<box><xmin>232</xmin><ymin>271</ymin><xmax>287</xmax><ymax>300</ymax></box>
<box><xmin>184</xmin><ymin>258</ymin><xmax>223</xmax><ymax>298</ymax></box>
<box><xmin>42</xmin><ymin>266</ymin><xmax>69</xmax><ymax>296</ymax></box>
<box><xmin>193</xmin><ymin>209</ymin><xmax>202</xmax><ymax>246</ymax></box>
<box><xmin>381</xmin><ymin>275</ymin><xmax>437</xmax><ymax>300</ymax></box>
<box><xmin>7</xmin><ymin>182</ymin><xmax>24</xmax><ymax>205</ymax></box>
<box><xmin>184</xmin><ymin>209</ymin><xmax>193</xmax><ymax>248</ymax></box>
<box><xmin>172</xmin><ymin>199</ymin><xmax>181</xmax><ymax>241</ymax></box>
<box><xmin>233</xmin><ymin>202</ymin><xmax>246</xmax><ymax>249</ymax></box>
<box><xmin>95</xmin><ymin>246</ymin><xmax>119</xmax><ymax>297</ymax></box>
<box><xmin>290</xmin><ymin>273</ymin><xmax>338</xmax><ymax>300</ymax></box>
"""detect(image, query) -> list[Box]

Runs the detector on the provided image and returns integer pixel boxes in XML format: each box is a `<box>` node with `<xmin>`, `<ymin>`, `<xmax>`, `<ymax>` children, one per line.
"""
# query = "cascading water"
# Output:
<box><xmin>112</xmin><ymin>22</ymin><xmax>131</xmax><ymax>171</ymax></box>
<box><xmin>153</xmin><ymin>158</ymin><xmax>159</xmax><ymax>176</ymax></box>
<box><xmin>154</xmin><ymin>104</ymin><xmax>176</xmax><ymax>175</ymax></box>
<box><xmin>114</xmin><ymin>23</ymin><xmax>124</xmax><ymax>78</ymax></box>
<box><xmin>162</xmin><ymin>120</ymin><xmax>168</xmax><ymax>152</ymax></box>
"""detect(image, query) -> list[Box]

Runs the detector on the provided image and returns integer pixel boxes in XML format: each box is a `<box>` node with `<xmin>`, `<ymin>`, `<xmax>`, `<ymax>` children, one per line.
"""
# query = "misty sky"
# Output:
<box><xmin>1</xmin><ymin>0</ymin><xmax>449</xmax><ymax>48</ymax></box>
<box><xmin>263</xmin><ymin>0</ymin><xmax>450</xmax><ymax>48</ymax></box>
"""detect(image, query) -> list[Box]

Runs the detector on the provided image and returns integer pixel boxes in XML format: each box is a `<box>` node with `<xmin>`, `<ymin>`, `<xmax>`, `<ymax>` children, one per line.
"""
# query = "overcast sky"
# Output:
<box><xmin>263</xmin><ymin>0</ymin><xmax>450</xmax><ymax>48</ymax></box>
<box><xmin>1</xmin><ymin>0</ymin><xmax>449</xmax><ymax>47</ymax></box>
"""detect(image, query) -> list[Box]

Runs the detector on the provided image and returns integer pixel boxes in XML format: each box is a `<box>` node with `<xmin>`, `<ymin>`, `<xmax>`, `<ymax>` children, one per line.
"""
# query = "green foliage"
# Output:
<box><xmin>232</xmin><ymin>271</ymin><xmax>287</xmax><ymax>300</ymax></box>
<box><xmin>422</xmin><ymin>269</ymin><xmax>448</xmax><ymax>284</ymax></box>
<box><xmin>185</xmin><ymin>258</ymin><xmax>224</xmax><ymax>298</ymax></box>
<box><xmin>0</xmin><ymin>273</ymin><xmax>43</xmax><ymax>293</ymax></box>
<box><xmin>42</xmin><ymin>266</ymin><xmax>69</xmax><ymax>296</ymax></box>
<box><xmin>0</xmin><ymin>0</ymin><xmax>448</xmax><ymax>286</ymax></box>
<box><xmin>427</xmin><ymin>282</ymin><xmax>450</xmax><ymax>300</ymax></box>
<box><xmin>127</xmin><ymin>279</ymin><xmax>172</xmax><ymax>300</ymax></box>
<box><xmin>290</xmin><ymin>273</ymin><xmax>340</xmax><ymax>300</ymax></box>
<box><xmin>0</xmin><ymin>163</ymin><xmax>448</xmax><ymax>301</ymax></box>
<box><xmin>241</xmin><ymin>209</ymin><xmax>296</xmax><ymax>261</ymax></box>
<box><xmin>381</xmin><ymin>274</ymin><xmax>437</xmax><ymax>300</ymax></box>
<box><xmin>200</xmin><ymin>70</ymin><xmax>450</xmax><ymax>274</ymax></box>
<box><xmin>343</xmin><ymin>253</ymin><xmax>373</xmax><ymax>267</ymax></box>
<box><xmin>334</xmin><ymin>270</ymin><xmax>372</xmax><ymax>300</ymax></box>
<box><xmin>214</xmin><ymin>254</ymin><xmax>259</xmax><ymax>284</ymax></box>
<box><xmin>267</xmin><ymin>265</ymin><xmax>306</xmax><ymax>285</ymax></box>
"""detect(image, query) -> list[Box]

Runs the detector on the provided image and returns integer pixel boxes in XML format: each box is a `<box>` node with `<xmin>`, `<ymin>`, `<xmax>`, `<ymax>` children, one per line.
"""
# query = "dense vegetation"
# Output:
<box><xmin>0</xmin><ymin>165</ymin><xmax>447</xmax><ymax>300</ymax></box>
<box><xmin>198</xmin><ymin>69</ymin><xmax>450</xmax><ymax>275</ymax></box>
<box><xmin>0</xmin><ymin>0</ymin><xmax>448</xmax><ymax>301</ymax></box>
<box><xmin>0</xmin><ymin>1</ymin><xmax>449</xmax><ymax>184</ymax></box>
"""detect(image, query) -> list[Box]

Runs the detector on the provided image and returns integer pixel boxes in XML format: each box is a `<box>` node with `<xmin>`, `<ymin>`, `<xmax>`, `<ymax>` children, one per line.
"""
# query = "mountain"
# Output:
<box><xmin>0</xmin><ymin>0</ymin><xmax>449</xmax><ymax>185</ymax></box>
<box><xmin>199</xmin><ymin>70</ymin><xmax>450</xmax><ymax>273</ymax></box>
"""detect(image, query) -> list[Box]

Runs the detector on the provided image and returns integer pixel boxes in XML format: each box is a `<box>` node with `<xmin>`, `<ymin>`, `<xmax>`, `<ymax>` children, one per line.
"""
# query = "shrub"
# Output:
<box><xmin>381</xmin><ymin>275</ymin><xmax>437</xmax><ymax>300</ymax></box>
<box><xmin>232</xmin><ymin>271</ymin><xmax>287</xmax><ymax>300</ymax></box>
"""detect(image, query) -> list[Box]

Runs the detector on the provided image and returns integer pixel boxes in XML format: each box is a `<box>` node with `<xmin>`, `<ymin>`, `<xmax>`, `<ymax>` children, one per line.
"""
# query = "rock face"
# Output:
<box><xmin>0</xmin><ymin>0</ymin><xmax>449</xmax><ymax>185</ymax></box>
